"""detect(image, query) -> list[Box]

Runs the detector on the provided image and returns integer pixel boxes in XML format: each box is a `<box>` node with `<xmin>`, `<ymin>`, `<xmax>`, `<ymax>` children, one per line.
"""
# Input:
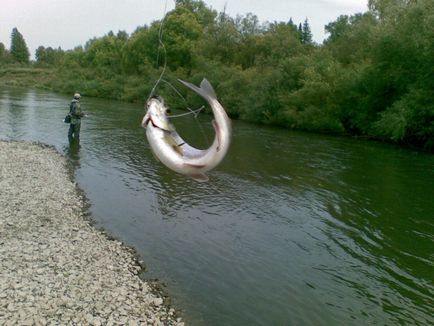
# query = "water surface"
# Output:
<box><xmin>1</xmin><ymin>87</ymin><xmax>433</xmax><ymax>325</ymax></box>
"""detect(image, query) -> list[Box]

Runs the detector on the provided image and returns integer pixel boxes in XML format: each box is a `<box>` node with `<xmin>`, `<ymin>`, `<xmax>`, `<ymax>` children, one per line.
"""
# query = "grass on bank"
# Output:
<box><xmin>0</xmin><ymin>66</ymin><xmax>55</xmax><ymax>89</ymax></box>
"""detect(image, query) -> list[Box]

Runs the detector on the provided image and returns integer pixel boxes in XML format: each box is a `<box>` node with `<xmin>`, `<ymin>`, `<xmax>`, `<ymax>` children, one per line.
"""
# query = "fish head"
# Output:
<box><xmin>142</xmin><ymin>96</ymin><xmax>172</xmax><ymax>131</ymax></box>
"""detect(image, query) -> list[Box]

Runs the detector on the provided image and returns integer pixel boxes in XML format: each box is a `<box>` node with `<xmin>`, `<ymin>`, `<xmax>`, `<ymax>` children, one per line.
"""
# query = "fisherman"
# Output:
<box><xmin>68</xmin><ymin>93</ymin><xmax>84</xmax><ymax>141</ymax></box>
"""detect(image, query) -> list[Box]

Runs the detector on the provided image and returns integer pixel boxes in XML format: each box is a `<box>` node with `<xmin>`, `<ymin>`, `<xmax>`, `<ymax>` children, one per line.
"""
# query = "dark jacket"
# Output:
<box><xmin>69</xmin><ymin>99</ymin><xmax>83</xmax><ymax>124</ymax></box>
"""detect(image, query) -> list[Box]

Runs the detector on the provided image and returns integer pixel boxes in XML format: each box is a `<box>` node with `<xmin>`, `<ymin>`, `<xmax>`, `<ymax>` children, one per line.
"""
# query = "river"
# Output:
<box><xmin>0</xmin><ymin>87</ymin><xmax>433</xmax><ymax>325</ymax></box>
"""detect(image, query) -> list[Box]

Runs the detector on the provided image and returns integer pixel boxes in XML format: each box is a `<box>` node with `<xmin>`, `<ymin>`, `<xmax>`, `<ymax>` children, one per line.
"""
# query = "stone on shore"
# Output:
<box><xmin>0</xmin><ymin>141</ymin><xmax>183</xmax><ymax>325</ymax></box>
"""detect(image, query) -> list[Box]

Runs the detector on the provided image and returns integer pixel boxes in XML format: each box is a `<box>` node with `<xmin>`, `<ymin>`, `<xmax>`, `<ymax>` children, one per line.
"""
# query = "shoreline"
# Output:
<box><xmin>0</xmin><ymin>140</ymin><xmax>184</xmax><ymax>325</ymax></box>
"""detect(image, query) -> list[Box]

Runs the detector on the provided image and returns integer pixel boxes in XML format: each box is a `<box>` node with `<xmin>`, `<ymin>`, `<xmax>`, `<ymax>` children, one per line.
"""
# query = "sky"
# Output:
<box><xmin>0</xmin><ymin>0</ymin><xmax>368</xmax><ymax>59</ymax></box>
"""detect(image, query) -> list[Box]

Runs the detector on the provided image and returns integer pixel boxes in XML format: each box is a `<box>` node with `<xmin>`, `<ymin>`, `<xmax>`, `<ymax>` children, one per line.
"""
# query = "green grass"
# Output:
<box><xmin>0</xmin><ymin>66</ymin><xmax>55</xmax><ymax>88</ymax></box>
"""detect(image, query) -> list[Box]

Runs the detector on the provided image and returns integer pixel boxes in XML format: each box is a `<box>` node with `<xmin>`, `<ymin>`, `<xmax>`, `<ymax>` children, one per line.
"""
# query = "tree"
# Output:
<box><xmin>121</xmin><ymin>25</ymin><xmax>157</xmax><ymax>74</ymax></box>
<box><xmin>0</xmin><ymin>42</ymin><xmax>12</xmax><ymax>64</ymax></box>
<box><xmin>367</xmin><ymin>0</ymin><xmax>434</xmax><ymax>149</ymax></box>
<box><xmin>368</xmin><ymin>0</ymin><xmax>418</xmax><ymax>19</ymax></box>
<box><xmin>10</xmin><ymin>27</ymin><xmax>30</xmax><ymax>63</ymax></box>
<box><xmin>175</xmin><ymin>0</ymin><xmax>216</xmax><ymax>27</ymax></box>
<box><xmin>84</xmin><ymin>33</ymin><xmax>127</xmax><ymax>73</ymax></box>
<box><xmin>160</xmin><ymin>6</ymin><xmax>204</xmax><ymax>69</ymax></box>
<box><xmin>256</xmin><ymin>22</ymin><xmax>303</xmax><ymax>66</ymax></box>
<box><xmin>0</xmin><ymin>43</ymin><xmax>6</xmax><ymax>62</ymax></box>
<box><xmin>35</xmin><ymin>46</ymin><xmax>64</xmax><ymax>65</ymax></box>
<box><xmin>324</xmin><ymin>13</ymin><xmax>377</xmax><ymax>64</ymax></box>
<box><xmin>234</xmin><ymin>13</ymin><xmax>263</xmax><ymax>68</ymax></box>
<box><xmin>325</xmin><ymin>15</ymin><xmax>351</xmax><ymax>43</ymax></box>
<box><xmin>301</xmin><ymin>18</ymin><xmax>313</xmax><ymax>44</ymax></box>
<box><xmin>117</xmin><ymin>30</ymin><xmax>128</xmax><ymax>41</ymax></box>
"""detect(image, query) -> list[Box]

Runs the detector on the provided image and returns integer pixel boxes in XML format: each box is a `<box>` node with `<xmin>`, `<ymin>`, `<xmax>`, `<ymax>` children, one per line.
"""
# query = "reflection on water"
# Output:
<box><xmin>66</xmin><ymin>138</ymin><xmax>81</xmax><ymax>162</ymax></box>
<box><xmin>1</xmin><ymin>87</ymin><xmax>433</xmax><ymax>326</ymax></box>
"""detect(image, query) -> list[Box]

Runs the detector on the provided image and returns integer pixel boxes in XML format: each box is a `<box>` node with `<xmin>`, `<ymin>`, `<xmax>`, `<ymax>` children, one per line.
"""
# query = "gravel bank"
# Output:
<box><xmin>0</xmin><ymin>141</ymin><xmax>183</xmax><ymax>326</ymax></box>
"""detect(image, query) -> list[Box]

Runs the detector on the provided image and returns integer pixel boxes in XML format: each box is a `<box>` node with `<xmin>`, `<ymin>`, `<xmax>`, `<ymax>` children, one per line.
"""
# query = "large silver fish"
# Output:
<box><xmin>142</xmin><ymin>78</ymin><xmax>231</xmax><ymax>182</ymax></box>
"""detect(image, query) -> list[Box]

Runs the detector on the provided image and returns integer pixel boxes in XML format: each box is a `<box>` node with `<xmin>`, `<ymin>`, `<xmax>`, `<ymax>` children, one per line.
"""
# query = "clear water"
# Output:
<box><xmin>1</xmin><ymin>87</ymin><xmax>433</xmax><ymax>325</ymax></box>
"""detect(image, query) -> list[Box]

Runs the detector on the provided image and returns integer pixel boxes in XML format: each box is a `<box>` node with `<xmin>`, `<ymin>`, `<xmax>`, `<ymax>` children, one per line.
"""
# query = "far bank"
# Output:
<box><xmin>1</xmin><ymin>65</ymin><xmax>432</xmax><ymax>153</ymax></box>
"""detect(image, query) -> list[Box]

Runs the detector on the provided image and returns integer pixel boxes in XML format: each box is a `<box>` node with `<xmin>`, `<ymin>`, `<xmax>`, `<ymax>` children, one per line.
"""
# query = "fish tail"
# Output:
<box><xmin>179</xmin><ymin>78</ymin><xmax>217</xmax><ymax>101</ymax></box>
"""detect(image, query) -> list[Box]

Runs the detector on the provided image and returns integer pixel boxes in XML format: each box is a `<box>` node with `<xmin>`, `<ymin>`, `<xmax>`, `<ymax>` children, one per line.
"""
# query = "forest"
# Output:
<box><xmin>0</xmin><ymin>0</ymin><xmax>433</xmax><ymax>151</ymax></box>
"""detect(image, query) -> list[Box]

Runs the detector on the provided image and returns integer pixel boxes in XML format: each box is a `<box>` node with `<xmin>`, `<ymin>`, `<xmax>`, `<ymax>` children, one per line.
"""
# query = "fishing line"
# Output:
<box><xmin>158</xmin><ymin>80</ymin><xmax>204</xmax><ymax>118</ymax></box>
<box><xmin>159</xmin><ymin>76</ymin><xmax>210</xmax><ymax>143</ymax></box>
<box><xmin>146</xmin><ymin>0</ymin><xmax>169</xmax><ymax>103</ymax></box>
<box><xmin>159</xmin><ymin>79</ymin><xmax>205</xmax><ymax>118</ymax></box>
<box><xmin>146</xmin><ymin>2</ymin><xmax>202</xmax><ymax>116</ymax></box>
<box><xmin>145</xmin><ymin>0</ymin><xmax>210</xmax><ymax>144</ymax></box>
<box><xmin>169</xmin><ymin>106</ymin><xmax>204</xmax><ymax>118</ymax></box>
<box><xmin>160</xmin><ymin>79</ymin><xmax>186</xmax><ymax>102</ymax></box>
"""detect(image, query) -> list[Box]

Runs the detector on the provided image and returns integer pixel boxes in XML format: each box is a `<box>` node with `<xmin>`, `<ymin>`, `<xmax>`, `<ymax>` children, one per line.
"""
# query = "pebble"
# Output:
<box><xmin>0</xmin><ymin>141</ymin><xmax>183</xmax><ymax>325</ymax></box>
<box><xmin>153</xmin><ymin>298</ymin><xmax>164</xmax><ymax>306</ymax></box>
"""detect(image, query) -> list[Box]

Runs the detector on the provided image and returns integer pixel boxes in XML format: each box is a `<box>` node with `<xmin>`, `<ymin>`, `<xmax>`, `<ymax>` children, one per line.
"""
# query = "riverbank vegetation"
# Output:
<box><xmin>0</xmin><ymin>0</ymin><xmax>433</xmax><ymax>151</ymax></box>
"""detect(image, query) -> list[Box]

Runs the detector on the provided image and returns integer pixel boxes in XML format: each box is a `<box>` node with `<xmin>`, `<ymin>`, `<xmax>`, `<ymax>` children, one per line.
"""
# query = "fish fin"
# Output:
<box><xmin>189</xmin><ymin>173</ymin><xmax>209</xmax><ymax>183</ymax></box>
<box><xmin>178</xmin><ymin>78</ymin><xmax>217</xmax><ymax>101</ymax></box>
<box><xmin>164</xmin><ymin>134</ymin><xmax>184</xmax><ymax>156</ymax></box>
<box><xmin>172</xmin><ymin>144</ymin><xmax>183</xmax><ymax>156</ymax></box>
<box><xmin>200</xmin><ymin>79</ymin><xmax>217</xmax><ymax>99</ymax></box>
<box><xmin>184</xmin><ymin>163</ymin><xmax>207</xmax><ymax>169</ymax></box>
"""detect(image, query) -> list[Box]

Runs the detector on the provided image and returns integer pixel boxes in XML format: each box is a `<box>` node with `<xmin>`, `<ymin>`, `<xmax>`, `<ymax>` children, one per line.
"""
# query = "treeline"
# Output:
<box><xmin>1</xmin><ymin>0</ymin><xmax>433</xmax><ymax>151</ymax></box>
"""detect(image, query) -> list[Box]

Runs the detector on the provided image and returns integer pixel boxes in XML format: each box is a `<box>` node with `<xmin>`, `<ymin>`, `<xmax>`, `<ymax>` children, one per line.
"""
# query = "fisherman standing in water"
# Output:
<box><xmin>68</xmin><ymin>93</ymin><xmax>84</xmax><ymax>141</ymax></box>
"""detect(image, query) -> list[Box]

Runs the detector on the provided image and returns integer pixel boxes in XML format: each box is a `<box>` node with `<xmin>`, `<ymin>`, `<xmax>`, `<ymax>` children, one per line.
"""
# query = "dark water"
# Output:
<box><xmin>1</xmin><ymin>87</ymin><xmax>433</xmax><ymax>325</ymax></box>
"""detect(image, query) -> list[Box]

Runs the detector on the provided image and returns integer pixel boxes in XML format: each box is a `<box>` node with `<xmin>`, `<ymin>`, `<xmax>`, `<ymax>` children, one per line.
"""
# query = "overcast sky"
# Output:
<box><xmin>1</xmin><ymin>0</ymin><xmax>368</xmax><ymax>58</ymax></box>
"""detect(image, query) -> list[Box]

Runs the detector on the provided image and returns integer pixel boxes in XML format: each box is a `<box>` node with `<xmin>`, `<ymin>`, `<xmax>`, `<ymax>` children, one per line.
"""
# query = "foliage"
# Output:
<box><xmin>35</xmin><ymin>46</ymin><xmax>64</xmax><ymax>66</ymax></box>
<box><xmin>10</xmin><ymin>28</ymin><xmax>30</xmax><ymax>64</ymax></box>
<box><xmin>367</xmin><ymin>0</ymin><xmax>434</xmax><ymax>149</ymax></box>
<box><xmin>2</xmin><ymin>0</ymin><xmax>433</xmax><ymax>151</ymax></box>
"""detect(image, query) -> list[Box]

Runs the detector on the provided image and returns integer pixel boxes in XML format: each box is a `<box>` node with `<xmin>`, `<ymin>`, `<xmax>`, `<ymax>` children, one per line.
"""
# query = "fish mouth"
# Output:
<box><xmin>141</xmin><ymin>115</ymin><xmax>151</xmax><ymax>128</ymax></box>
<box><xmin>142</xmin><ymin>115</ymin><xmax>169</xmax><ymax>131</ymax></box>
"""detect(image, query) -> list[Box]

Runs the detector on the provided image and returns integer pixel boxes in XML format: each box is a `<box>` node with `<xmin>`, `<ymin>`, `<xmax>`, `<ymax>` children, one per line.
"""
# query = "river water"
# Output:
<box><xmin>0</xmin><ymin>87</ymin><xmax>433</xmax><ymax>325</ymax></box>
